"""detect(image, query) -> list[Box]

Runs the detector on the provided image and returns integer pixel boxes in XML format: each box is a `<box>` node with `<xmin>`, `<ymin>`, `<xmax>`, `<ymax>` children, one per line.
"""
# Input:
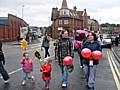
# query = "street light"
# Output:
<box><xmin>22</xmin><ymin>5</ymin><xmax>24</xmax><ymax>19</ymax></box>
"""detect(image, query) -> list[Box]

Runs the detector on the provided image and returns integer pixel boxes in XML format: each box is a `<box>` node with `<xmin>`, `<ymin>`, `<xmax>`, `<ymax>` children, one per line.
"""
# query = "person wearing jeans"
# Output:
<box><xmin>62</xmin><ymin>65</ymin><xmax>68</xmax><ymax>87</ymax></box>
<box><xmin>0</xmin><ymin>62</ymin><xmax>10</xmax><ymax>83</ymax></box>
<box><xmin>21</xmin><ymin>52</ymin><xmax>34</xmax><ymax>85</ymax></box>
<box><xmin>0</xmin><ymin>41</ymin><xmax>10</xmax><ymax>84</ymax></box>
<box><xmin>79</xmin><ymin>32</ymin><xmax>101</xmax><ymax>90</ymax></box>
<box><xmin>42</xmin><ymin>33</ymin><xmax>50</xmax><ymax>58</ymax></box>
<box><xmin>83</xmin><ymin>64</ymin><xmax>97</xmax><ymax>89</ymax></box>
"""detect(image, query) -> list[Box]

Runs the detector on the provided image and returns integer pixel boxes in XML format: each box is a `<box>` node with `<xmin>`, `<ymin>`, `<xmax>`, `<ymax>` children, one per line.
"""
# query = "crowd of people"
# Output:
<box><xmin>0</xmin><ymin>30</ymin><xmax>119</xmax><ymax>90</ymax></box>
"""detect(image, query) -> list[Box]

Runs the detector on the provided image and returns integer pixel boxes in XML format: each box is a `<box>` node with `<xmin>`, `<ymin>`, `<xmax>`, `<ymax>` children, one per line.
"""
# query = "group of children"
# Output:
<box><xmin>21</xmin><ymin>50</ymin><xmax>73</xmax><ymax>90</ymax></box>
<box><xmin>21</xmin><ymin>51</ymin><xmax>52</xmax><ymax>90</ymax></box>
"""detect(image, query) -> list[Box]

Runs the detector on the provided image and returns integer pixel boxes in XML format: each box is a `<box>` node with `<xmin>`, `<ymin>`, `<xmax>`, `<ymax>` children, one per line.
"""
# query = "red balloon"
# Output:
<box><xmin>63</xmin><ymin>56</ymin><xmax>73</xmax><ymax>65</ymax></box>
<box><xmin>81</xmin><ymin>48</ymin><xmax>91</xmax><ymax>58</ymax></box>
<box><xmin>92</xmin><ymin>51</ymin><xmax>102</xmax><ymax>60</ymax></box>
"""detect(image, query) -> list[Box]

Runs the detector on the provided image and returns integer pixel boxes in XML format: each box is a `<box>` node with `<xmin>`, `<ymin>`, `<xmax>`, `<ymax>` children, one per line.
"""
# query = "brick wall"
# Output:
<box><xmin>0</xmin><ymin>14</ymin><xmax>28</xmax><ymax>41</ymax></box>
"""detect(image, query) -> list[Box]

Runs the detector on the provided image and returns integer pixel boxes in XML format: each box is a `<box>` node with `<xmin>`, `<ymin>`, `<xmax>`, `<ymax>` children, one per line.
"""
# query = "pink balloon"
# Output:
<box><xmin>74</xmin><ymin>42</ymin><xmax>79</xmax><ymax>49</ymax></box>
<box><xmin>92</xmin><ymin>51</ymin><xmax>102</xmax><ymax>60</ymax></box>
<box><xmin>81</xmin><ymin>48</ymin><xmax>91</xmax><ymax>58</ymax></box>
<box><xmin>74</xmin><ymin>41</ymin><xmax>83</xmax><ymax>49</ymax></box>
<box><xmin>63</xmin><ymin>56</ymin><xmax>73</xmax><ymax>65</ymax></box>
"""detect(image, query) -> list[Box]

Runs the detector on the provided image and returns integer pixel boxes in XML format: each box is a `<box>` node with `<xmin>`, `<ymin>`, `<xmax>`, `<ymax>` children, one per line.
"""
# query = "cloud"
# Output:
<box><xmin>0</xmin><ymin>0</ymin><xmax>120</xmax><ymax>26</ymax></box>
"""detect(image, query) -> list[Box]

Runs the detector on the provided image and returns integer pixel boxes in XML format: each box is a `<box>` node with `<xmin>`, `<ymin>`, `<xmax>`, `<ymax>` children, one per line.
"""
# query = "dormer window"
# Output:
<box><xmin>60</xmin><ymin>9</ymin><xmax>69</xmax><ymax>16</ymax></box>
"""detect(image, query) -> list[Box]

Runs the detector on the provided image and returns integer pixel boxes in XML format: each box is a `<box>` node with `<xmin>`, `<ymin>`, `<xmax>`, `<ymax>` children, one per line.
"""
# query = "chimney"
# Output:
<box><xmin>73</xmin><ymin>6</ymin><xmax>77</xmax><ymax>11</ymax></box>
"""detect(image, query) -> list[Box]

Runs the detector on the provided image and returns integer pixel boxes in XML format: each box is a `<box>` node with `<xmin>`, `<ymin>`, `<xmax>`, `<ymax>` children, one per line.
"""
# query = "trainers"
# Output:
<box><xmin>21</xmin><ymin>80</ymin><xmax>26</xmax><ymax>85</ymax></box>
<box><xmin>80</xmin><ymin>66</ymin><xmax>83</xmax><ymax>68</ymax></box>
<box><xmin>62</xmin><ymin>83</ymin><xmax>67</xmax><ymax>88</ymax></box>
<box><xmin>4</xmin><ymin>79</ymin><xmax>10</xmax><ymax>84</ymax></box>
<box><xmin>31</xmin><ymin>76</ymin><xmax>34</xmax><ymax>81</ymax></box>
<box><xmin>45</xmin><ymin>86</ymin><xmax>49</xmax><ymax>90</ymax></box>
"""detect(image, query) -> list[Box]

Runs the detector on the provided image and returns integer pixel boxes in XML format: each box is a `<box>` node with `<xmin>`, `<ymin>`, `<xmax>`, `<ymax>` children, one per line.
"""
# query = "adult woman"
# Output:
<box><xmin>79</xmin><ymin>32</ymin><xmax>101</xmax><ymax>90</ymax></box>
<box><xmin>42</xmin><ymin>33</ymin><xmax>50</xmax><ymax>58</ymax></box>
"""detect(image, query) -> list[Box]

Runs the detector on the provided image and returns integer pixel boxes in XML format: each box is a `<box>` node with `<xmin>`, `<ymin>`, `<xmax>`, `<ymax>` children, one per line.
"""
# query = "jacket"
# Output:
<box><xmin>21</xmin><ymin>58</ymin><xmax>33</xmax><ymax>73</ymax></box>
<box><xmin>57</xmin><ymin>38</ymin><xmax>74</xmax><ymax>59</ymax></box>
<box><xmin>40</xmin><ymin>63</ymin><xmax>52</xmax><ymax>80</ymax></box>
<box><xmin>79</xmin><ymin>41</ymin><xmax>101</xmax><ymax>65</ymax></box>
<box><xmin>42</xmin><ymin>36</ymin><xmax>50</xmax><ymax>47</ymax></box>
<box><xmin>0</xmin><ymin>41</ymin><xmax>5</xmax><ymax>65</ymax></box>
<box><xmin>0</xmin><ymin>51</ymin><xmax>5</xmax><ymax>65</ymax></box>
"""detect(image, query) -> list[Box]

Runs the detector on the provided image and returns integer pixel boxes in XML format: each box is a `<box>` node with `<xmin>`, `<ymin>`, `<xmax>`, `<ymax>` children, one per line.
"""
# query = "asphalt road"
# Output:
<box><xmin>0</xmin><ymin>41</ymin><xmax>119</xmax><ymax>90</ymax></box>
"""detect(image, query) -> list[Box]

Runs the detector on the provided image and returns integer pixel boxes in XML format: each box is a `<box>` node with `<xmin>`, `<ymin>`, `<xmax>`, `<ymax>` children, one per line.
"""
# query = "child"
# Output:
<box><xmin>40</xmin><ymin>57</ymin><xmax>52</xmax><ymax>90</ymax></box>
<box><xmin>21</xmin><ymin>52</ymin><xmax>34</xmax><ymax>85</ymax></box>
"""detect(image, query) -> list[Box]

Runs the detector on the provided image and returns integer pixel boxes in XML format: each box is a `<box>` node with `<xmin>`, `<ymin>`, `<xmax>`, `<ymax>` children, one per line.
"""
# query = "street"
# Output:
<box><xmin>0</xmin><ymin>41</ymin><xmax>119</xmax><ymax>90</ymax></box>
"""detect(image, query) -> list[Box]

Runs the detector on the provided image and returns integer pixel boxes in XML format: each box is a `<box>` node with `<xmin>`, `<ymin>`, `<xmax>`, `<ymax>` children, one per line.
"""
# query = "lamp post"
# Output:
<box><xmin>22</xmin><ymin>5</ymin><xmax>24</xmax><ymax>19</ymax></box>
<box><xmin>99</xmin><ymin>19</ymin><xmax>101</xmax><ymax>34</ymax></box>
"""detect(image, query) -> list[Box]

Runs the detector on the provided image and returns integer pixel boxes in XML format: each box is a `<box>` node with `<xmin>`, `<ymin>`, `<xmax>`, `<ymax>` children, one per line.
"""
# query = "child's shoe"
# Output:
<box><xmin>62</xmin><ymin>83</ymin><xmax>67</xmax><ymax>88</ymax></box>
<box><xmin>45</xmin><ymin>86</ymin><xmax>49</xmax><ymax>90</ymax></box>
<box><xmin>31</xmin><ymin>76</ymin><xmax>34</xmax><ymax>81</ymax></box>
<box><xmin>21</xmin><ymin>80</ymin><xmax>26</xmax><ymax>85</ymax></box>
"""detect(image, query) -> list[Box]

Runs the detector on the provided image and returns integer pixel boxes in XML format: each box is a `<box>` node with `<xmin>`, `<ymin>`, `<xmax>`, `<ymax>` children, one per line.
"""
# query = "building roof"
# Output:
<box><xmin>0</xmin><ymin>17</ymin><xmax>8</xmax><ymax>25</ymax></box>
<box><xmin>61</xmin><ymin>0</ymin><xmax>68</xmax><ymax>9</ymax></box>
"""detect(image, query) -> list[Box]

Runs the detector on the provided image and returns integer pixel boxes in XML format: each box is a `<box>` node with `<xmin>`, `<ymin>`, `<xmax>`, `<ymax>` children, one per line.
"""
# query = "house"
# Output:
<box><xmin>51</xmin><ymin>0</ymin><xmax>91</xmax><ymax>38</ymax></box>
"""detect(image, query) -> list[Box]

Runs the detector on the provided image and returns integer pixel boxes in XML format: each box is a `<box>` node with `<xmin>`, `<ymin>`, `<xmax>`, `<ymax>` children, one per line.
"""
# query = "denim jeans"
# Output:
<box><xmin>83</xmin><ymin>64</ymin><xmax>97</xmax><ymax>89</ymax></box>
<box><xmin>0</xmin><ymin>62</ymin><xmax>9</xmax><ymax>81</ymax></box>
<box><xmin>44</xmin><ymin>80</ymin><xmax>50</xmax><ymax>87</ymax></box>
<box><xmin>23</xmin><ymin>72</ymin><xmax>32</xmax><ymax>80</ymax></box>
<box><xmin>62</xmin><ymin>65</ymin><xmax>68</xmax><ymax>85</ymax></box>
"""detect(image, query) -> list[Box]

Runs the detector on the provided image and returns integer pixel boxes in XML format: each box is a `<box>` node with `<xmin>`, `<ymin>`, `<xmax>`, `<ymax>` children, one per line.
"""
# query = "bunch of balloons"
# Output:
<box><xmin>81</xmin><ymin>48</ymin><xmax>102</xmax><ymax>60</ymax></box>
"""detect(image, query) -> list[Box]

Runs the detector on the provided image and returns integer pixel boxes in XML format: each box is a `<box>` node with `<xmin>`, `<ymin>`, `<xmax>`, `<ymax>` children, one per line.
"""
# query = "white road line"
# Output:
<box><xmin>8</xmin><ymin>68</ymin><xmax>22</xmax><ymax>75</ymax></box>
<box><xmin>30</xmin><ymin>45</ymin><xmax>41</xmax><ymax>49</ymax></box>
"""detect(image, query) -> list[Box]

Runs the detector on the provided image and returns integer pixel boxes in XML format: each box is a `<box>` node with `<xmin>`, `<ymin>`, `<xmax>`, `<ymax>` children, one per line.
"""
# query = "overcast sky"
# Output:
<box><xmin>0</xmin><ymin>0</ymin><xmax>120</xmax><ymax>26</ymax></box>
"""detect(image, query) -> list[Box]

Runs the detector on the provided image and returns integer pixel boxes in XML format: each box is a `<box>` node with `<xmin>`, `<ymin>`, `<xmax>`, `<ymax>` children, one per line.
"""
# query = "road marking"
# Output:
<box><xmin>30</xmin><ymin>45</ymin><xmax>41</xmax><ymax>49</ymax></box>
<box><xmin>109</xmin><ymin>51</ymin><xmax>120</xmax><ymax>80</ymax></box>
<box><xmin>107</xmin><ymin>51</ymin><xmax>120</xmax><ymax>90</ymax></box>
<box><xmin>0</xmin><ymin>68</ymin><xmax>22</xmax><ymax>79</ymax></box>
<box><xmin>8</xmin><ymin>68</ymin><xmax>22</xmax><ymax>75</ymax></box>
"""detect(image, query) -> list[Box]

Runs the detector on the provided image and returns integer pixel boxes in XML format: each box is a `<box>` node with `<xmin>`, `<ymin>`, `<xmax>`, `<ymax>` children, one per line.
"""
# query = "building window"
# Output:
<box><xmin>60</xmin><ymin>9</ymin><xmax>69</xmax><ymax>16</ymax></box>
<box><xmin>64</xmin><ymin>20</ymin><xmax>68</xmax><ymax>24</ymax></box>
<box><xmin>59</xmin><ymin>20</ymin><xmax>62</xmax><ymax>25</ymax></box>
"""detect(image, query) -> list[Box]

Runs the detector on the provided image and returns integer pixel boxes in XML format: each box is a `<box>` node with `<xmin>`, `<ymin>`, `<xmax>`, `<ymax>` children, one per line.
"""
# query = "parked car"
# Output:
<box><xmin>103</xmin><ymin>38</ymin><xmax>112</xmax><ymax>49</ymax></box>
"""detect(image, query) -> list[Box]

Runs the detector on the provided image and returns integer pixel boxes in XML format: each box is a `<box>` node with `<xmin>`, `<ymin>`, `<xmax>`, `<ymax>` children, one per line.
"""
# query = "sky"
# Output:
<box><xmin>0</xmin><ymin>0</ymin><xmax>120</xmax><ymax>27</ymax></box>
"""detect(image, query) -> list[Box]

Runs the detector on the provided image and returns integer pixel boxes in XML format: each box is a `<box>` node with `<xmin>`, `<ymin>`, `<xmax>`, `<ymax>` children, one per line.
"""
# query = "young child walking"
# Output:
<box><xmin>40</xmin><ymin>57</ymin><xmax>52</xmax><ymax>90</ymax></box>
<box><xmin>21</xmin><ymin>52</ymin><xmax>34</xmax><ymax>85</ymax></box>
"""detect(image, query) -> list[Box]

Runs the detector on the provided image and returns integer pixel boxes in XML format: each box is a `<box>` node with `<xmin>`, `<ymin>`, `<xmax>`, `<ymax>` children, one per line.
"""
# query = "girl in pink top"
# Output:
<box><xmin>21</xmin><ymin>52</ymin><xmax>34</xmax><ymax>85</ymax></box>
